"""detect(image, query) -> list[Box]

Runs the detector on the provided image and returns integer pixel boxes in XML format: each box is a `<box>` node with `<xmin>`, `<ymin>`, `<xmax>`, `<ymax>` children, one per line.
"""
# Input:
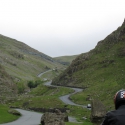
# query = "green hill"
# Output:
<box><xmin>0</xmin><ymin>34</ymin><xmax>64</xmax><ymax>80</ymax></box>
<box><xmin>52</xmin><ymin>19</ymin><xmax>125</xmax><ymax>110</ymax></box>
<box><xmin>0</xmin><ymin>34</ymin><xmax>65</xmax><ymax>96</ymax></box>
<box><xmin>54</xmin><ymin>55</ymin><xmax>78</xmax><ymax>65</ymax></box>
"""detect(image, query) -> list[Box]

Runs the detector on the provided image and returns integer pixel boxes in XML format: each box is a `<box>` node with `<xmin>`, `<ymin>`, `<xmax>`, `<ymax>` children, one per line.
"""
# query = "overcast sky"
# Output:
<box><xmin>0</xmin><ymin>0</ymin><xmax>125</xmax><ymax>57</ymax></box>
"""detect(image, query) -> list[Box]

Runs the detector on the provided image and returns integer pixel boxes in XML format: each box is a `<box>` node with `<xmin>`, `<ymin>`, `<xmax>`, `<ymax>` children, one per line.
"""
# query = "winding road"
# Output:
<box><xmin>2</xmin><ymin>70</ymin><xmax>86</xmax><ymax>124</ymax></box>
<box><xmin>45</xmin><ymin>81</ymin><xmax>87</xmax><ymax>108</ymax></box>
<box><xmin>37</xmin><ymin>70</ymin><xmax>52</xmax><ymax>77</ymax></box>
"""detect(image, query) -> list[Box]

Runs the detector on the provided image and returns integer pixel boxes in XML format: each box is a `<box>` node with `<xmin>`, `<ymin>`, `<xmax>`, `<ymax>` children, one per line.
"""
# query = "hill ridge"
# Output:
<box><xmin>52</xmin><ymin>19</ymin><xmax>125</xmax><ymax>109</ymax></box>
<box><xmin>0</xmin><ymin>34</ymin><xmax>65</xmax><ymax>97</ymax></box>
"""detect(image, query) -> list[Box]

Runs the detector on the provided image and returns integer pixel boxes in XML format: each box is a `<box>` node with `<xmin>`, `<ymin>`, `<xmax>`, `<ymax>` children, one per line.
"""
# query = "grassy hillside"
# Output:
<box><xmin>0</xmin><ymin>34</ymin><xmax>65</xmax><ymax>81</ymax></box>
<box><xmin>54</xmin><ymin>55</ymin><xmax>78</xmax><ymax>65</ymax></box>
<box><xmin>52</xmin><ymin>20</ymin><xmax>125</xmax><ymax>110</ymax></box>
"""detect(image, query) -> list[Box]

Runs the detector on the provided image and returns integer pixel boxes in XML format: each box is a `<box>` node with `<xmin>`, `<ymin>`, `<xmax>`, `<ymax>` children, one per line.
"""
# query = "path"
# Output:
<box><xmin>37</xmin><ymin>70</ymin><xmax>52</xmax><ymax>77</ymax></box>
<box><xmin>44</xmin><ymin>81</ymin><xmax>87</xmax><ymax>108</ymax></box>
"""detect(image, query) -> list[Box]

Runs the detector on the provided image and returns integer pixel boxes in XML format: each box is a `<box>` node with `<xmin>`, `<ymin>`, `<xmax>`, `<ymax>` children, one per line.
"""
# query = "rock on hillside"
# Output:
<box><xmin>52</xmin><ymin>19</ymin><xmax>125</xmax><ymax>109</ymax></box>
<box><xmin>41</xmin><ymin>109</ymin><xmax>68</xmax><ymax>125</ymax></box>
<box><xmin>0</xmin><ymin>64</ymin><xmax>17</xmax><ymax>103</ymax></box>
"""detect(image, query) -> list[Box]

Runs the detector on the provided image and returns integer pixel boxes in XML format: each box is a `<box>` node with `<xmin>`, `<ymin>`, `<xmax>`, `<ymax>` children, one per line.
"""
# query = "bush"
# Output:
<box><xmin>27</xmin><ymin>80</ymin><xmax>43</xmax><ymax>89</ymax></box>
<box><xmin>27</xmin><ymin>81</ymin><xmax>34</xmax><ymax>89</ymax></box>
<box><xmin>16</xmin><ymin>81</ymin><xmax>25</xmax><ymax>94</ymax></box>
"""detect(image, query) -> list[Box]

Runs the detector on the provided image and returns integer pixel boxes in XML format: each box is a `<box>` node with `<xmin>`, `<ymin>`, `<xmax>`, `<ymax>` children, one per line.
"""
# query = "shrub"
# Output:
<box><xmin>27</xmin><ymin>80</ymin><xmax>43</xmax><ymax>89</ymax></box>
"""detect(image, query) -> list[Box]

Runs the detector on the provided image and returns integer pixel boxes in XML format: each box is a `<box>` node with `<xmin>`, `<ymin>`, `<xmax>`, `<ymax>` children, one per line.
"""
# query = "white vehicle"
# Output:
<box><xmin>87</xmin><ymin>104</ymin><xmax>91</xmax><ymax>108</ymax></box>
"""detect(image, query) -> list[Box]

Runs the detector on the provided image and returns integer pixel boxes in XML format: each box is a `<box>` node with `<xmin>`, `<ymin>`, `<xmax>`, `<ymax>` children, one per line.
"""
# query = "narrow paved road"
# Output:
<box><xmin>1</xmin><ymin>109</ymin><xmax>42</xmax><ymax>125</ymax></box>
<box><xmin>37</xmin><ymin>70</ymin><xmax>52</xmax><ymax>77</ymax></box>
<box><xmin>45</xmin><ymin>81</ymin><xmax>87</xmax><ymax>108</ymax></box>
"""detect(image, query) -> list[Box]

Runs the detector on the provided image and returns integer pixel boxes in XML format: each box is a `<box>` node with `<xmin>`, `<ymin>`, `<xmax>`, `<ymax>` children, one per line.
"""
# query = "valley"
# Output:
<box><xmin>0</xmin><ymin>19</ymin><xmax>125</xmax><ymax>125</ymax></box>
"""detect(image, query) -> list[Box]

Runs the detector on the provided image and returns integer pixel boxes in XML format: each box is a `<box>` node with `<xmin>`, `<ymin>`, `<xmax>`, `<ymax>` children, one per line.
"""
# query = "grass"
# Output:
<box><xmin>10</xmin><ymin>84</ymin><xmax>74</xmax><ymax>108</ymax></box>
<box><xmin>0</xmin><ymin>104</ymin><xmax>20</xmax><ymax>124</ymax></box>
<box><xmin>69</xmin><ymin>54</ymin><xmax>125</xmax><ymax>110</ymax></box>
<box><xmin>66</xmin><ymin>123</ymin><xmax>82</xmax><ymax>125</ymax></box>
<box><xmin>65</xmin><ymin>121</ymin><xmax>93</xmax><ymax>125</ymax></box>
<box><xmin>30</xmin><ymin>83</ymin><xmax>74</xmax><ymax>96</ymax></box>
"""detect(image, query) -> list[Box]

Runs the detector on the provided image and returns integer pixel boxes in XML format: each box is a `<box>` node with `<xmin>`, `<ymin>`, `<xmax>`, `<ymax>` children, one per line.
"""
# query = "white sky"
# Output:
<box><xmin>0</xmin><ymin>0</ymin><xmax>125</xmax><ymax>57</ymax></box>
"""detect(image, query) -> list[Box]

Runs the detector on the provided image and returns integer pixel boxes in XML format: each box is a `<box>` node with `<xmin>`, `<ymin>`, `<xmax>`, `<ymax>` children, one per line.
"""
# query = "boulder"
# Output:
<box><xmin>91</xmin><ymin>99</ymin><xmax>106</xmax><ymax>123</ymax></box>
<box><xmin>41</xmin><ymin>109</ymin><xmax>68</xmax><ymax>125</ymax></box>
<box><xmin>8</xmin><ymin>109</ymin><xmax>21</xmax><ymax>116</ymax></box>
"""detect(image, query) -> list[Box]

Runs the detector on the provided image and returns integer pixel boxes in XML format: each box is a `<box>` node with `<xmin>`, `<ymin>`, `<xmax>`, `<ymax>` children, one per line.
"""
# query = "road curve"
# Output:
<box><xmin>1</xmin><ymin>109</ymin><xmax>42</xmax><ymax>125</ymax></box>
<box><xmin>37</xmin><ymin>70</ymin><xmax>52</xmax><ymax>77</ymax></box>
<box><xmin>38</xmin><ymin>70</ymin><xmax>86</xmax><ymax>107</ymax></box>
<box><xmin>44</xmin><ymin>81</ymin><xmax>87</xmax><ymax>108</ymax></box>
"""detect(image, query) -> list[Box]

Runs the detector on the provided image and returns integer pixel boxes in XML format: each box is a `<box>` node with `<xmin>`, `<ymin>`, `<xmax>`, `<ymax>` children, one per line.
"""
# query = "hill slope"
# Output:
<box><xmin>0</xmin><ymin>34</ymin><xmax>64</xmax><ymax>81</ymax></box>
<box><xmin>52</xmin><ymin>19</ymin><xmax>125</xmax><ymax>109</ymax></box>
<box><xmin>0</xmin><ymin>64</ymin><xmax>17</xmax><ymax>103</ymax></box>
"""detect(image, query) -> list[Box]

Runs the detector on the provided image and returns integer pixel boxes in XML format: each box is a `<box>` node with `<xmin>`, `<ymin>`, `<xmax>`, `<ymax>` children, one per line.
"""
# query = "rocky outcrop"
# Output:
<box><xmin>8</xmin><ymin>109</ymin><xmax>21</xmax><ymax>116</ymax></box>
<box><xmin>0</xmin><ymin>64</ymin><xmax>17</xmax><ymax>104</ymax></box>
<box><xmin>41</xmin><ymin>109</ymin><xmax>68</xmax><ymax>125</ymax></box>
<box><xmin>91</xmin><ymin>99</ymin><xmax>106</xmax><ymax>123</ymax></box>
